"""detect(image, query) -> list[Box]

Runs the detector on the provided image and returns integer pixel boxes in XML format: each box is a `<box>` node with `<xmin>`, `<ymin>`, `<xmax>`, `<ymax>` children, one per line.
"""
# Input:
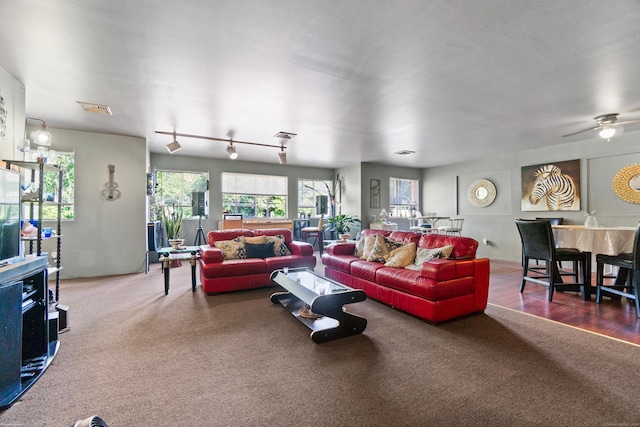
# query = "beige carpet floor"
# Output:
<box><xmin>1</xmin><ymin>264</ymin><xmax>640</xmax><ymax>426</ymax></box>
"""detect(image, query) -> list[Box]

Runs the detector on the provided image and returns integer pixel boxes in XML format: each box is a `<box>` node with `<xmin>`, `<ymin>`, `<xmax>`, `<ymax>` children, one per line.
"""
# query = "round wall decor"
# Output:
<box><xmin>468</xmin><ymin>179</ymin><xmax>496</xmax><ymax>208</ymax></box>
<box><xmin>612</xmin><ymin>163</ymin><xmax>640</xmax><ymax>204</ymax></box>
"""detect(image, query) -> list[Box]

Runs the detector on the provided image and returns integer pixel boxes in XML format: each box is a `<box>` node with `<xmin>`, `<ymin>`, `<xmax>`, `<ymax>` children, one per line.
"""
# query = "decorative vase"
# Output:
<box><xmin>169</xmin><ymin>238</ymin><xmax>184</xmax><ymax>249</ymax></box>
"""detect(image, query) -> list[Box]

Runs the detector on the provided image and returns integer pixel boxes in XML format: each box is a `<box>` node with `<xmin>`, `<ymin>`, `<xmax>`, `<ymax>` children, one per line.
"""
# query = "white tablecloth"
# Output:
<box><xmin>552</xmin><ymin>225</ymin><xmax>637</xmax><ymax>256</ymax></box>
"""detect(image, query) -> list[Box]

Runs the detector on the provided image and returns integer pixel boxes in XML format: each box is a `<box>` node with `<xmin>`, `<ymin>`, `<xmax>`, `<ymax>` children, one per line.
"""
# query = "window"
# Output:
<box><xmin>222</xmin><ymin>172</ymin><xmax>287</xmax><ymax>218</ymax></box>
<box><xmin>298</xmin><ymin>179</ymin><xmax>332</xmax><ymax>217</ymax></box>
<box><xmin>389</xmin><ymin>177</ymin><xmax>419</xmax><ymax>217</ymax></box>
<box><xmin>42</xmin><ymin>151</ymin><xmax>74</xmax><ymax>220</ymax></box>
<box><xmin>154</xmin><ymin>170</ymin><xmax>209</xmax><ymax>218</ymax></box>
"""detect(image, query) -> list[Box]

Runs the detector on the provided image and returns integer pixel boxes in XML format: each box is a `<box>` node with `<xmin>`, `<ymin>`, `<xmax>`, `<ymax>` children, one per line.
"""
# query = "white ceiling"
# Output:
<box><xmin>2</xmin><ymin>0</ymin><xmax>640</xmax><ymax>168</ymax></box>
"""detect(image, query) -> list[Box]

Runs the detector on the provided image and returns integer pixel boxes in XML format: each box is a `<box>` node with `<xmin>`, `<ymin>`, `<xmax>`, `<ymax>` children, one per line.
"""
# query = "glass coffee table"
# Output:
<box><xmin>158</xmin><ymin>246</ymin><xmax>200</xmax><ymax>295</ymax></box>
<box><xmin>270</xmin><ymin>268</ymin><xmax>367</xmax><ymax>343</ymax></box>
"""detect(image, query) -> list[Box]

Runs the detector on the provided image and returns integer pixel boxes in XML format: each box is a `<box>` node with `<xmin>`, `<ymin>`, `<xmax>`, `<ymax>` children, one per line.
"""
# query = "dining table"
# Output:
<box><xmin>552</xmin><ymin>224</ymin><xmax>637</xmax><ymax>297</ymax></box>
<box><xmin>416</xmin><ymin>216</ymin><xmax>450</xmax><ymax>230</ymax></box>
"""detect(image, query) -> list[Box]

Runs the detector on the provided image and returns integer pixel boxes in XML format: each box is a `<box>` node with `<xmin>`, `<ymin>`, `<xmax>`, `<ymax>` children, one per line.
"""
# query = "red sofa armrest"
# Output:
<box><xmin>326</xmin><ymin>242</ymin><xmax>356</xmax><ymax>256</ymax></box>
<box><xmin>287</xmin><ymin>241</ymin><xmax>314</xmax><ymax>256</ymax></box>
<box><xmin>200</xmin><ymin>245</ymin><xmax>224</xmax><ymax>263</ymax></box>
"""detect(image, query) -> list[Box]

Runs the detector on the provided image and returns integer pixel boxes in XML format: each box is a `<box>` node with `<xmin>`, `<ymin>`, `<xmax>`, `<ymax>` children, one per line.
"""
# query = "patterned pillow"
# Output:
<box><xmin>214</xmin><ymin>239</ymin><xmax>246</xmax><ymax>260</ymax></box>
<box><xmin>405</xmin><ymin>245</ymin><xmax>454</xmax><ymax>270</ymax></box>
<box><xmin>384</xmin><ymin>242</ymin><xmax>417</xmax><ymax>268</ymax></box>
<box><xmin>353</xmin><ymin>233</ymin><xmax>365</xmax><ymax>257</ymax></box>
<box><xmin>360</xmin><ymin>235</ymin><xmax>378</xmax><ymax>260</ymax></box>
<box><xmin>245</xmin><ymin>241</ymin><xmax>275</xmax><ymax>259</ymax></box>
<box><xmin>235</xmin><ymin>235</ymin><xmax>267</xmax><ymax>244</ymax></box>
<box><xmin>264</xmin><ymin>235</ymin><xmax>292</xmax><ymax>256</ymax></box>
<box><xmin>367</xmin><ymin>234</ymin><xmax>404</xmax><ymax>263</ymax></box>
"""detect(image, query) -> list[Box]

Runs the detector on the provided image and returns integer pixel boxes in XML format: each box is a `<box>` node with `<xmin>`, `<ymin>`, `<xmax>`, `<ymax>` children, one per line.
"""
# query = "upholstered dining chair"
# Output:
<box><xmin>515</xmin><ymin>219</ymin><xmax>590</xmax><ymax>302</ymax></box>
<box><xmin>595</xmin><ymin>224</ymin><xmax>640</xmax><ymax>318</ymax></box>
<box><xmin>301</xmin><ymin>215</ymin><xmax>324</xmax><ymax>255</ymax></box>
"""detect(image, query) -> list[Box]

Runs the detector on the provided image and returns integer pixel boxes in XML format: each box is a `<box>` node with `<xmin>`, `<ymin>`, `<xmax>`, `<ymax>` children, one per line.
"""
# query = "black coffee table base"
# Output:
<box><xmin>270</xmin><ymin>290</ymin><xmax>367</xmax><ymax>344</ymax></box>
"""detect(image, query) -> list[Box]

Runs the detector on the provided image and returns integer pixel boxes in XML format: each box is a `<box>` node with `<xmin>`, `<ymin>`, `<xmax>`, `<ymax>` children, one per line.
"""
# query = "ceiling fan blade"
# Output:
<box><xmin>561</xmin><ymin>125</ymin><xmax>599</xmax><ymax>138</ymax></box>
<box><xmin>613</xmin><ymin>118</ymin><xmax>640</xmax><ymax>126</ymax></box>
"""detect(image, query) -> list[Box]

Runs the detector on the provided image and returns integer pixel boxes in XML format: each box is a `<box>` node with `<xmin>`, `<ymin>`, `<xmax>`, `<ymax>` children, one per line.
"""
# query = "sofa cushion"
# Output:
<box><xmin>245</xmin><ymin>241</ymin><xmax>275</xmax><ymax>259</ymax></box>
<box><xmin>360</xmin><ymin>234</ymin><xmax>378</xmax><ymax>260</ymax></box>
<box><xmin>214</xmin><ymin>239</ymin><xmax>246</xmax><ymax>260</ymax></box>
<box><xmin>418</xmin><ymin>234</ymin><xmax>478</xmax><ymax>259</ymax></box>
<box><xmin>376</xmin><ymin>267</ymin><xmax>475</xmax><ymax>301</ymax></box>
<box><xmin>406</xmin><ymin>245</ymin><xmax>453</xmax><ymax>270</ymax></box>
<box><xmin>350</xmin><ymin>260</ymin><xmax>386</xmax><ymax>282</ymax></box>
<box><xmin>241</xmin><ymin>235</ymin><xmax>267</xmax><ymax>244</ymax></box>
<box><xmin>384</xmin><ymin>242</ymin><xmax>417</xmax><ymax>268</ymax></box>
<box><xmin>367</xmin><ymin>234</ymin><xmax>404</xmax><ymax>262</ymax></box>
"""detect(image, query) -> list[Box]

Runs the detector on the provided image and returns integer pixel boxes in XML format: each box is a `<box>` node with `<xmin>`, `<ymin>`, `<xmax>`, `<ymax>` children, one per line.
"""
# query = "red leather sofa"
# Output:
<box><xmin>321</xmin><ymin>229</ymin><xmax>490</xmax><ymax>323</ymax></box>
<box><xmin>199</xmin><ymin>228</ymin><xmax>316</xmax><ymax>294</ymax></box>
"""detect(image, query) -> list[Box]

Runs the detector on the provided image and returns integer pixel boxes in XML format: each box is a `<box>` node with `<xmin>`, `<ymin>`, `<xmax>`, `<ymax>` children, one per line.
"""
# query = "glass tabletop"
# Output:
<box><xmin>272</xmin><ymin>268</ymin><xmax>351</xmax><ymax>298</ymax></box>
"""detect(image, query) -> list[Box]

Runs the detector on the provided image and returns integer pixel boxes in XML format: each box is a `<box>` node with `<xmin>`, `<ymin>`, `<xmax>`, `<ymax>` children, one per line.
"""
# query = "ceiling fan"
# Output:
<box><xmin>562</xmin><ymin>113</ymin><xmax>640</xmax><ymax>138</ymax></box>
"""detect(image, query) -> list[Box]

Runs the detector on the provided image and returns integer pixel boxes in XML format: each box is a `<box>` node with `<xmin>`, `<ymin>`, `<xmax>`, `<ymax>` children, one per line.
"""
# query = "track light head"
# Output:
<box><xmin>166</xmin><ymin>132</ymin><xmax>182</xmax><ymax>154</ymax></box>
<box><xmin>226</xmin><ymin>142</ymin><xmax>238</xmax><ymax>159</ymax></box>
<box><xmin>278</xmin><ymin>146</ymin><xmax>287</xmax><ymax>164</ymax></box>
<box><xmin>27</xmin><ymin>118</ymin><xmax>52</xmax><ymax>146</ymax></box>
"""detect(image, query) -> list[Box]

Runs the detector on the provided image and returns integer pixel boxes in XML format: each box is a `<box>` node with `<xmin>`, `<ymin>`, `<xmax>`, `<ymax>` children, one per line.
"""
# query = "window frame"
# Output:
<box><xmin>389</xmin><ymin>177</ymin><xmax>419</xmax><ymax>218</ymax></box>
<box><xmin>153</xmin><ymin>169</ymin><xmax>209</xmax><ymax>219</ymax></box>
<box><xmin>221</xmin><ymin>172</ymin><xmax>288</xmax><ymax>218</ymax></box>
<box><xmin>298</xmin><ymin>178</ymin><xmax>332</xmax><ymax>217</ymax></box>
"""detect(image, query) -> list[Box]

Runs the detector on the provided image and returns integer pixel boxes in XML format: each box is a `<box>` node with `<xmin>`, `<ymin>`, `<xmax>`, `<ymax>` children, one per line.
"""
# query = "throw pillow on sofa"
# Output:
<box><xmin>245</xmin><ymin>241</ymin><xmax>275</xmax><ymax>259</ymax></box>
<box><xmin>405</xmin><ymin>245</ymin><xmax>454</xmax><ymax>270</ymax></box>
<box><xmin>367</xmin><ymin>234</ymin><xmax>404</xmax><ymax>263</ymax></box>
<box><xmin>384</xmin><ymin>242</ymin><xmax>417</xmax><ymax>268</ymax></box>
<box><xmin>214</xmin><ymin>239</ymin><xmax>247</xmax><ymax>260</ymax></box>
<box><xmin>264</xmin><ymin>235</ymin><xmax>292</xmax><ymax>256</ymax></box>
<box><xmin>360</xmin><ymin>235</ymin><xmax>378</xmax><ymax>260</ymax></box>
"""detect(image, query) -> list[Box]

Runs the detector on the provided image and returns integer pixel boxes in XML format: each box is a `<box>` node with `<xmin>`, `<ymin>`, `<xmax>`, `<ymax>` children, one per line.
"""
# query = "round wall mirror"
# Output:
<box><xmin>468</xmin><ymin>179</ymin><xmax>497</xmax><ymax>208</ymax></box>
<box><xmin>613</xmin><ymin>164</ymin><xmax>640</xmax><ymax>204</ymax></box>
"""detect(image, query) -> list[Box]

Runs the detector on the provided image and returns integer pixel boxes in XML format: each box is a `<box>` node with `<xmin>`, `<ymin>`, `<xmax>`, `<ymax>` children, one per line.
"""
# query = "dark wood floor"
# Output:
<box><xmin>489</xmin><ymin>259</ymin><xmax>640</xmax><ymax>345</ymax></box>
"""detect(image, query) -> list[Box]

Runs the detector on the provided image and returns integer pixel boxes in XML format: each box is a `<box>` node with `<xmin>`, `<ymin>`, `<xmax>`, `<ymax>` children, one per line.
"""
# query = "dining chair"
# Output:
<box><xmin>530</xmin><ymin>217</ymin><xmax>573</xmax><ymax>274</ymax></box>
<box><xmin>301</xmin><ymin>215</ymin><xmax>324</xmax><ymax>255</ymax></box>
<box><xmin>595</xmin><ymin>224</ymin><xmax>640</xmax><ymax>318</ymax></box>
<box><xmin>439</xmin><ymin>218</ymin><xmax>464</xmax><ymax>236</ymax></box>
<box><xmin>515</xmin><ymin>219</ymin><xmax>590</xmax><ymax>302</ymax></box>
<box><xmin>409</xmin><ymin>211</ymin><xmax>433</xmax><ymax>234</ymax></box>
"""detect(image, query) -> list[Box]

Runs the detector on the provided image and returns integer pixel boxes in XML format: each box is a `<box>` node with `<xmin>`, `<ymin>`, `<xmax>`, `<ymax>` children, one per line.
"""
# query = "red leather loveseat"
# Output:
<box><xmin>199</xmin><ymin>228</ymin><xmax>316</xmax><ymax>294</ymax></box>
<box><xmin>321</xmin><ymin>229</ymin><xmax>490</xmax><ymax>322</ymax></box>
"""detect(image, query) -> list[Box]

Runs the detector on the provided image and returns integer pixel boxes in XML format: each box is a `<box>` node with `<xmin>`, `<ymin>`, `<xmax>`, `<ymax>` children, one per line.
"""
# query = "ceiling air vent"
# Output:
<box><xmin>77</xmin><ymin>101</ymin><xmax>113</xmax><ymax>115</ymax></box>
<box><xmin>394</xmin><ymin>150</ymin><xmax>415</xmax><ymax>155</ymax></box>
<box><xmin>274</xmin><ymin>131</ymin><xmax>297</xmax><ymax>139</ymax></box>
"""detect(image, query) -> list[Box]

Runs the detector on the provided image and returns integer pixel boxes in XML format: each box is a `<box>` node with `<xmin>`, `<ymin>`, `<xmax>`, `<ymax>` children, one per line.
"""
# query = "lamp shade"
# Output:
<box><xmin>599</xmin><ymin>126</ymin><xmax>616</xmax><ymax>139</ymax></box>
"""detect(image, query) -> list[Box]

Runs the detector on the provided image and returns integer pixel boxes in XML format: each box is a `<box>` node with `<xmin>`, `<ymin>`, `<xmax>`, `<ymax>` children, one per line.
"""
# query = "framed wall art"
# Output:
<box><xmin>370</xmin><ymin>179</ymin><xmax>380</xmax><ymax>209</ymax></box>
<box><xmin>521</xmin><ymin>159</ymin><xmax>580</xmax><ymax>211</ymax></box>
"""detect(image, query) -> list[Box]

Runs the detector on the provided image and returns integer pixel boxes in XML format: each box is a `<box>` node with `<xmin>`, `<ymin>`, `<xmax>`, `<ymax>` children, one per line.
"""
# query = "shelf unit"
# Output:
<box><xmin>4</xmin><ymin>160</ymin><xmax>63</xmax><ymax>301</ymax></box>
<box><xmin>0</xmin><ymin>255</ymin><xmax>59</xmax><ymax>409</ymax></box>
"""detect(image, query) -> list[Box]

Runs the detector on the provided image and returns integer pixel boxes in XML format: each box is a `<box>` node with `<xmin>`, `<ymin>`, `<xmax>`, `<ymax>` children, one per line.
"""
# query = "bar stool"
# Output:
<box><xmin>301</xmin><ymin>215</ymin><xmax>324</xmax><ymax>254</ymax></box>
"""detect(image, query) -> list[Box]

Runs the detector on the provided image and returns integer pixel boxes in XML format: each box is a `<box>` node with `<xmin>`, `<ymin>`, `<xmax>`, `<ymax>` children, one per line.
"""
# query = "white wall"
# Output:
<box><xmin>0</xmin><ymin>65</ymin><xmax>25</xmax><ymax>162</ymax></box>
<box><xmin>423</xmin><ymin>131</ymin><xmax>640</xmax><ymax>262</ymax></box>
<box><xmin>40</xmin><ymin>128</ymin><xmax>147</xmax><ymax>277</ymax></box>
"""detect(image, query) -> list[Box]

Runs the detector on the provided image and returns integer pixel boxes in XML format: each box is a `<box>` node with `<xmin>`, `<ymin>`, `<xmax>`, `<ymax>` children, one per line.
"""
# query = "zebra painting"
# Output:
<box><xmin>528</xmin><ymin>164</ymin><xmax>577</xmax><ymax>211</ymax></box>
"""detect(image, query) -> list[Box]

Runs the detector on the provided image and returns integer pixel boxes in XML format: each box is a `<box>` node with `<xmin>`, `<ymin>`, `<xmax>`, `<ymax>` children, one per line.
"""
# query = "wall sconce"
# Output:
<box><xmin>226</xmin><ymin>141</ymin><xmax>238</xmax><ymax>159</ymax></box>
<box><xmin>166</xmin><ymin>132</ymin><xmax>182</xmax><ymax>153</ymax></box>
<box><xmin>26</xmin><ymin>117</ymin><xmax>52</xmax><ymax>146</ymax></box>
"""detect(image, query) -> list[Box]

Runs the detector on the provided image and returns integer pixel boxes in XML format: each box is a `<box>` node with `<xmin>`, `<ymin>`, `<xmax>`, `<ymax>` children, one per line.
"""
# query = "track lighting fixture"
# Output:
<box><xmin>155</xmin><ymin>130</ymin><xmax>296</xmax><ymax>164</ymax></box>
<box><xmin>226</xmin><ymin>141</ymin><xmax>238</xmax><ymax>159</ymax></box>
<box><xmin>26</xmin><ymin>118</ymin><xmax>52</xmax><ymax>146</ymax></box>
<box><xmin>166</xmin><ymin>132</ymin><xmax>182</xmax><ymax>154</ymax></box>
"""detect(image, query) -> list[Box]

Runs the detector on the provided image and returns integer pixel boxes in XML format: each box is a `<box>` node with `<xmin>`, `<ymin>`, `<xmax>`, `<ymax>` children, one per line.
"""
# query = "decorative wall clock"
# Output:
<box><xmin>612</xmin><ymin>163</ymin><xmax>640</xmax><ymax>204</ymax></box>
<box><xmin>468</xmin><ymin>179</ymin><xmax>496</xmax><ymax>208</ymax></box>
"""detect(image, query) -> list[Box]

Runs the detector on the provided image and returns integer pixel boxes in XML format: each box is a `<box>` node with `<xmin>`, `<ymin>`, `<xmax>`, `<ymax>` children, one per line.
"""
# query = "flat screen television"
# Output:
<box><xmin>0</xmin><ymin>167</ymin><xmax>22</xmax><ymax>266</ymax></box>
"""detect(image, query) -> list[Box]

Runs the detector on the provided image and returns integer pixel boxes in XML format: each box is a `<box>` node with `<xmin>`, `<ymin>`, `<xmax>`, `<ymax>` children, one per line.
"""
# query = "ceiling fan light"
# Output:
<box><xmin>599</xmin><ymin>126</ymin><xmax>616</xmax><ymax>139</ymax></box>
<box><xmin>226</xmin><ymin>143</ymin><xmax>238</xmax><ymax>159</ymax></box>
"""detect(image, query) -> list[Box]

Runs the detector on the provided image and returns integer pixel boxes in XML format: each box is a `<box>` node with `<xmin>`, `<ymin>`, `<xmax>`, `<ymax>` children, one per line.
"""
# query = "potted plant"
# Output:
<box><xmin>326</xmin><ymin>214</ymin><xmax>360</xmax><ymax>241</ymax></box>
<box><xmin>162</xmin><ymin>204</ymin><xmax>184</xmax><ymax>249</ymax></box>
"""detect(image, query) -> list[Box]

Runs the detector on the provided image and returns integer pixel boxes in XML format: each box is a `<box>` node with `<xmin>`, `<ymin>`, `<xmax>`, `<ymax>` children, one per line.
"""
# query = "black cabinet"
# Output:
<box><xmin>0</xmin><ymin>256</ymin><xmax>58</xmax><ymax>410</ymax></box>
